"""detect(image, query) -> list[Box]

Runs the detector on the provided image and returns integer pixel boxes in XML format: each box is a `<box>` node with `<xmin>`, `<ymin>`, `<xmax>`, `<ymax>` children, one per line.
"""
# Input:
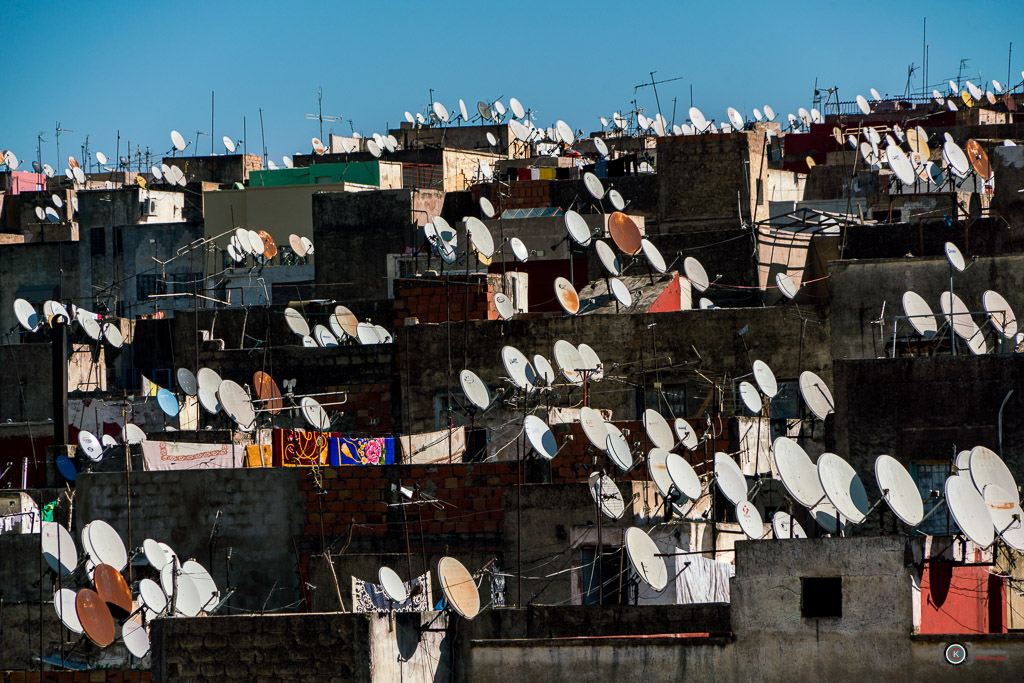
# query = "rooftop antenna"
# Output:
<box><xmin>956</xmin><ymin>59</ymin><xmax>970</xmax><ymax>92</ymax></box>
<box><xmin>55</xmin><ymin>122</ymin><xmax>73</xmax><ymax>170</ymax></box>
<box><xmin>36</xmin><ymin>132</ymin><xmax>47</xmax><ymax>166</ymax></box>
<box><xmin>306</xmin><ymin>87</ymin><xmax>341</xmax><ymax>143</ymax></box>
<box><xmin>903</xmin><ymin>63</ymin><xmax>918</xmax><ymax>98</ymax></box>
<box><xmin>633</xmin><ymin>72</ymin><xmax>683</xmax><ymax>122</ymax></box>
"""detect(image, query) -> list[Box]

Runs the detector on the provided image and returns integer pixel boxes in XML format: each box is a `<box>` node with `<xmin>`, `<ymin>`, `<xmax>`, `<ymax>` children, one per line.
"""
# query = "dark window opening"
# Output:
<box><xmin>581</xmin><ymin>546</ymin><xmax>623</xmax><ymax>605</ymax></box>
<box><xmin>637</xmin><ymin>385</ymin><xmax>687</xmax><ymax>421</ymax></box>
<box><xmin>90</xmin><ymin>228</ymin><xmax>105</xmax><ymax>256</ymax></box>
<box><xmin>802</xmin><ymin>576</ymin><xmax>842</xmax><ymax>618</ymax></box>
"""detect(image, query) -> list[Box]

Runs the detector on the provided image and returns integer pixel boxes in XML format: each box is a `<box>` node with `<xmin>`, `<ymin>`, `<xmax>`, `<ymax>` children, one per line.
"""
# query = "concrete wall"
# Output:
<box><xmin>312</xmin><ymin>189</ymin><xmax>443</xmax><ymax>302</ymax></box>
<box><xmin>0</xmin><ymin>238</ymin><xmax>88</xmax><ymax>336</ymax></box>
<box><xmin>828</xmin><ymin>253</ymin><xmax>1024</xmax><ymax>360</ymax></box>
<box><xmin>163</xmin><ymin>153</ymin><xmax>263</xmax><ymax>185</ymax></box>
<box><xmin>74</xmin><ymin>469</ymin><xmax>306</xmax><ymax>612</ymax></box>
<box><xmin>832</xmin><ymin>355</ymin><xmax>1024</xmax><ymax>491</ymax></box>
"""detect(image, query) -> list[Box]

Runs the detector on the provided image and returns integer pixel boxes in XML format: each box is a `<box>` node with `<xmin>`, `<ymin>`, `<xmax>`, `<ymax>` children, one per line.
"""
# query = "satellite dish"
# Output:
<box><xmin>94</xmin><ymin>563</ymin><xmax>133</xmax><ymax>617</ymax></box>
<box><xmin>899</xmin><ymin>290</ymin><xmax>937</xmax><ymax>338</ymax></box>
<box><xmin>726</xmin><ymin>107</ymin><xmax>744</xmax><ymax>130</ymax></box>
<box><xmin>738</xmin><ymin>381</ymin><xmax>762</xmax><ymax>414</ymax></box>
<box><xmin>772</xmin><ymin>511</ymin><xmax>807</xmax><ymax>539</ymax></box>
<box><xmin>465</xmin><ymin>216</ymin><xmax>495</xmax><ymax>257</ymax></box>
<box><xmin>76</xmin><ymin>589</ymin><xmax>115</xmax><ymax>647</ymax></box>
<box><xmin>479</xmin><ymin>196</ymin><xmax>495</xmax><ymax>218</ymax></box>
<box><xmin>874</xmin><ymin>455</ymin><xmax>924</xmax><ymax>526</ymax></box>
<box><xmin>122</xmin><ymin>620</ymin><xmax>151</xmax><ymax>657</ymax></box>
<box><xmin>379</xmin><ymin>567</ymin><xmax>408</xmax><ymax>603</ymax></box>
<box><xmin>583</xmin><ymin>172</ymin><xmax>605</xmax><ymax>200</ymax></box>
<box><xmin>564</xmin><ymin>210</ymin><xmax>592</xmax><ymax>246</ymax></box>
<box><xmin>524</xmin><ymin>415</ymin><xmax>558</xmax><ymax>459</ymax></box>
<box><xmin>174</xmin><ymin>368</ymin><xmax>198</xmax><ymax>396</ymax></box>
<box><xmin>532</xmin><ymin>354</ymin><xmax>556</xmax><ymax>386</ymax></box>
<box><xmin>77</xmin><ymin>430</ymin><xmax>104</xmax><ymax>462</ymax></box>
<box><xmin>609</xmin><ymin>278</ymin><xmax>632</xmax><ymax>307</ymax></box>
<box><xmin>170</xmin><ymin>130</ymin><xmax>186</xmax><ymax>152</ymax></box>
<box><xmin>666</xmin><ymin>452</ymin><xmax>702</xmax><ymax>500</ymax></box>
<box><xmin>595</xmin><ymin>240</ymin><xmax>621</xmax><ymax>276</ymax></box>
<box><xmin>594</xmin><ymin>137</ymin><xmax>609</xmax><ymax>158</ymax></box>
<box><xmin>198</xmin><ymin>387</ymin><xmax>221</xmax><ymax>415</ymax></box>
<box><xmin>969</xmin><ymin>446</ymin><xmax>1019</xmax><ymax>506</ymax></box>
<box><xmin>84</xmin><ymin>520</ymin><xmax>128</xmax><ymax>570</ymax></box>
<box><xmin>797</xmin><ymin>107</ymin><xmax>811</xmax><ymax>128</ymax></box>
<box><xmin>283</xmin><ymin>307</ymin><xmax>311</xmax><ymax>337</ymax></box>
<box><xmin>459</xmin><ymin>369</ymin><xmax>491</xmax><ymax>409</ymax></box>
<box><xmin>14</xmin><ymin>298</ymin><xmax>40</xmax><ymax>332</ymax></box>
<box><xmin>886</xmin><ymin>144</ymin><xmax>916</xmax><ymax>185</ymax></box>
<box><xmin>222</xmin><ymin>136</ymin><xmax>236</xmax><ymax>153</ymax></box>
<box><xmin>945</xmin><ymin>475</ymin><xmax>994</xmax><ymax>548</ymax></box>
<box><xmin>623</xmin><ymin>527</ymin><xmax>667</xmax><ymax>591</ymax></box>
<box><xmin>870</xmin><ymin>87</ymin><xmax>881</xmax><ymax>101</ymax></box>
<box><xmin>589</xmin><ymin>472</ymin><xmax>626</xmax><ymax>519</ymax></box>
<box><xmin>366</xmin><ymin>140</ymin><xmax>382</xmax><ymax>158</ymax></box>
<box><xmin>510</xmin><ymin>237</ymin><xmax>529</xmax><ymax>262</ymax></box>
<box><xmin>751</xmin><ymin>360</ymin><xmax>778</xmax><ymax>398</ymax></box>
<box><xmin>943</xmin><ymin>140</ymin><xmax>970</xmax><ymax>178</ymax></box>
<box><xmin>605</xmin><ymin>428</ymin><xmax>633</xmax><ymax>472</ymax></box>
<box><xmin>672</xmin><ymin>418</ymin><xmax>697</xmax><ymax>450</ymax></box>
<box><xmin>300</xmin><ymin>397</ymin><xmax>331</xmax><ymax>430</ymax></box>
<box><xmin>555</xmin><ymin>120</ymin><xmax>574</xmax><ymax>145</ymax></box>
<box><xmin>775</xmin><ymin>272</ymin><xmax>799</xmax><ymax>299</ymax></box>
<box><xmin>798</xmin><ymin>371</ymin><xmax>834</xmax><ymax>420</ymax></box>
<box><xmin>965</xmin><ymin>80</ymin><xmax>983</xmax><ymax>101</ymax></box>
<box><xmin>773</xmin><ymin>436</ymin><xmax>826</xmax><ymax>508</ymax></box>
<box><xmin>485</xmin><ymin>132</ymin><xmax>497</xmax><ymax>147</ymax></box>
<box><xmin>313</xmin><ymin>324</ymin><xmax>339</xmax><ymax>347</ymax></box>
<box><xmin>640</xmin><ymin>239</ymin><xmax>667</xmax><ymax>274</ymax></box>
<box><xmin>579</xmin><ymin>406</ymin><xmax>609</xmax><ymax>451</ymax></box>
<box><xmin>682</xmin><ymin>257</ymin><xmax>710</xmax><ymax>292</ymax></box>
<box><xmin>552</xmin><ymin>340</ymin><xmax>584</xmax><ymax>385</ymax></box>
<box><xmin>41</xmin><ymin>521</ymin><xmax>78</xmax><ymax>575</ymax></box>
<box><xmin>965</xmin><ymin>139</ymin><xmax>992</xmax><ymax>178</ymax></box>
<box><xmin>494</xmin><ymin>293</ymin><xmax>514</xmax><ymax>320</ymax></box>
<box><xmin>553</xmin><ymin>277</ymin><xmax>580</xmax><ymax>315</ymax></box>
<box><xmin>54</xmin><ymin>588</ymin><xmax>84</xmax><ymax>634</ymax></box>
<box><xmin>607</xmin><ymin>189</ymin><xmax>625</xmax><ymax>211</ymax></box>
<box><xmin>688</xmin><ymin>106</ymin><xmax>708</xmax><ymax>132</ymax></box>
<box><xmin>218</xmin><ymin>380</ymin><xmax>256</xmax><ymax>430</ymax></box>
<box><xmin>982</xmin><ymin>290</ymin><xmax>1018</xmax><ymax>338</ymax></box>
<box><xmin>643</xmin><ymin>409</ymin><xmax>675</xmax><ymax>450</ymax></box>
<box><xmin>332</xmin><ymin>305</ymin><xmax>359</xmax><ymax>339</ymax></box>
<box><xmin>939</xmin><ymin>291</ymin><xmax>980</xmax><ymax>343</ymax></box>
<box><xmin>577</xmin><ymin>343</ymin><xmax>603</xmax><ymax>381</ymax></box>
<box><xmin>714</xmin><ymin>453</ymin><xmax>747</xmax><ymax>505</ymax></box>
<box><xmin>608</xmin><ymin>212</ymin><xmax>642</xmax><ymax>254</ymax></box>
<box><xmin>736</xmin><ymin>501</ymin><xmax>764</xmax><ymax>539</ymax></box>
<box><xmin>647</xmin><ymin>449</ymin><xmax>675</xmax><ymax>500</ymax></box>
<box><xmin>438</xmin><ymin>556</ymin><xmax>480</xmax><ymax>619</ymax></box>
<box><xmin>984</xmin><ymin>484</ymin><xmax>1024</xmax><ymax>551</ymax></box>
<box><xmin>156</xmin><ymin>388</ymin><xmax>180</xmax><ymax>417</ymax></box>
<box><xmin>817</xmin><ymin>452</ymin><xmax>870</xmax><ymax>524</ymax></box>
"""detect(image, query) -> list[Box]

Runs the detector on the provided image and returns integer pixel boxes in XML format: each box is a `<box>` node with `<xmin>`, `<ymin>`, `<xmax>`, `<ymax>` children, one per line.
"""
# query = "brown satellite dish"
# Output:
<box><xmin>905</xmin><ymin>128</ymin><xmax>930</xmax><ymax>158</ymax></box>
<box><xmin>608</xmin><ymin>212</ymin><xmax>642</xmax><ymax>255</ymax></box>
<box><xmin>438</xmin><ymin>556</ymin><xmax>480</xmax><ymax>619</ymax></box>
<box><xmin>68</xmin><ymin>157</ymin><xmax>80</xmax><ymax>169</ymax></box>
<box><xmin>965</xmin><ymin>140</ymin><xmax>991</xmax><ymax>178</ymax></box>
<box><xmin>258</xmin><ymin>231</ymin><xmax>278</xmax><ymax>259</ymax></box>
<box><xmin>76</xmin><ymin>589</ymin><xmax>116</xmax><ymax>647</ymax></box>
<box><xmin>832</xmin><ymin>127</ymin><xmax>843</xmax><ymax>146</ymax></box>
<box><xmin>334</xmin><ymin>305</ymin><xmax>359</xmax><ymax>338</ymax></box>
<box><xmin>805</xmin><ymin>156</ymin><xmax>816</xmax><ymax>169</ymax></box>
<box><xmin>253</xmin><ymin>371</ymin><xmax>283</xmax><ymax>414</ymax></box>
<box><xmin>553</xmin><ymin>277</ymin><xmax>580</xmax><ymax>315</ymax></box>
<box><xmin>1004</xmin><ymin>93</ymin><xmax>1017</xmax><ymax>112</ymax></box>
<box><xmin>93</xmin><ymin>564</ymin><xmax>133</xmax><ymax>618</ymax></box>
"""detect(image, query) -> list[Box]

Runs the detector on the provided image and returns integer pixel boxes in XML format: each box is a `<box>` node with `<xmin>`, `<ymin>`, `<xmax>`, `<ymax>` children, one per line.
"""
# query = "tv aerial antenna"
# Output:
<box><xmin>633</xmin><ymin>72</ymin><xmax>683</xmax><ymax>121</ymax></box>
<box><xmin>55</xmin><ymin>121</ymin><xmax>74</xmax><ymax>170</ymax></box>
<box><xmin>306</xmin><ymin>87</ymin><xmax>341</xmax><ymax>141</ymax></box>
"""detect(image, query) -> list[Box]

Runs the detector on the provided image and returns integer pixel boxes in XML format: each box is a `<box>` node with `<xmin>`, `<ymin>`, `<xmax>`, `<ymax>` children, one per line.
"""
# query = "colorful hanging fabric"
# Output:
<box><xmin>273</xmin><ymin>428</ymin><xmax>332</xmax><ymax>466</ymax></box>
<box><xmin>328</xmin><ymin>437</ymin><xmax>395</xmax><ymax>466</ymax></box>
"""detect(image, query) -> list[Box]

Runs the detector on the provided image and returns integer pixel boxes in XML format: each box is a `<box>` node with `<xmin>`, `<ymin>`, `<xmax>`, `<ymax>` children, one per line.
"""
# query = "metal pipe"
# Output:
<box><xmin>999</xmin><ymin>390</ymin><xmax>1014</xmax><ymax>454</ymax></box>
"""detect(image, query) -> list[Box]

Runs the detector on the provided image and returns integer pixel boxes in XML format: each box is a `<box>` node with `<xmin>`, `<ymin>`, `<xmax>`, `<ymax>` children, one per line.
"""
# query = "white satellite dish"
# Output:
<box><xmin>798</xmin><ymin>371</ymin><xmax>834</xmax><ymax>420</ymax></box>
<box><xmin>589</xmin><ymin>472</ymin><xmax>625</xmax><ymax>519</ymax></box>
<box><xmin>902</xmin><ymin>291</ymin><xmax>938</xmax><ymax>338</ymax></box>
<box><xmin>984</xmin><ymin>484</ymin><xmax>1024</xmax><ymax>551</ymax></box>
<box><xmin>609</xmin><ymin>278</ymin><xmax>632</xmax><ymax>308</ymax></box>
<box><xmin>564</xmin><ymin>210</ymin><xmax>592</xmax><ymax>246</ymax></box>
<box><xmin>943</xmin><ymin>242</ymin><xmax>966</xmax><ymax>272</ymax></box>
<box><xmin>640</xmin><ymin>239</ymin><xmax>667</xmax><ymax>274</ymax></box>
<box><xmin>683</xmin><ymin>257</ymin><xmax>709</xmax><ymax>292</ymax></box>
<box><xmin>595</xmin><ymin>240</ymin><xmax>621</xmax><ymax>276</ymax></box>
<box><xmin>773</xmin><ymin>436</ymin><xmax>825</xmax><ymax>508</ymax></box>
<box><xmin>583</xmin><ymin>172</ymin><xmax>605</xmax><ymax>200</ymax></box>
<box><xmin>673</xmin><ymin>418</ymin><xmax>698</xmax><ymax>450</ymax></box>
<box><xmin>738</xmin><ymin>381</ymin><xmax>762</xmax><ymax>414</ymax></box>
<box><xmin>982</xmin><ymin>290</ymin><xmax>1017</xmax><ymax>339</ymax></box>
<box><xmin>459</xmin><ymin>369</ymin><xmax>491</xmax><ymax>409</ymax></box>
<box><xmin>605</xmin><ymin>429</ymin><xmax>633</xmax><ymax>472</ymax></box>
<box><xmin>772</xmin><ymin>511</ymin><xmax>807</xmax><ymax>539</ymax></box>
<box><xmin>579</xmin><ymin>406</ymin><xmax>609</xmax><ymax>451</ymax></box>
<box><xmin>666</xmin><ymin>452</ymin><xmax>702</xmax><ymax>501</ymax></box>
<box><xmin>736</xmin><ymin>501</ymin><xmax>764</xmax><ymax>539</ymax></box>
<box><xmin>222</xmin><ymin>136</ymin><xmax>236</xmax><ymax>153</ymax></box>
<box><xmin>465</xmin><ymin>217</ymin><xmax>495</xmax><ymax>257</ymax></box>
<box><xmin>643</xmin><ymin>409</ymin><xmax>674</xmax><ymax>450</ymax></box>
<box><xmin>945</xmin><ymin>475</ymin><xmax>994</xmax><ymax>548</ymax></box>
<box><xmin>969</xmin><ymin>446</ymin><xmax>1019</xmax><ymax>507</ymax></box>
<box><xmin>751</xmin><ymin>360</ymin><xmax>778</xmax><ymax>398</ymax></box>
<box><xmin>510</xmin><ymin>237</ymin><xmax>529</xmax><ymax>262</ymax></box>
<box><xmin>688</xmin><ymin>107</ymin><xmax>708</xmax><ymax>132</ymax></box>
<box><xmin>817</xmin><ymin>452</ymin><xmax>870</xmax><ymax>524</ymax></box>
<box><xmin>379</xmin><ymin>566</ymin><xmax>409</xmax><ymax>603</ymax></box>
<box><xmin>524</xmin><ymin>415</ymin><xmax>558</xmax><ymax>459</ymax></box>
<box><xmin>623</xmin><ymin>527</ymin><xmax>667</xmax><ymax>590</ymax></box>
<box><xmin>874</xmin><ymin>455</ymin><xmax>924</xmax><ymax>526</ymax></box>
<box><xmin>714</xmin><ymin>453</ymin><xmax>747</xmax><ymax>505</ymax></box>
<box><xmin>170</xmin><ymin>130</ymin><xmax>186</xmax><ymax>152</ymax></box>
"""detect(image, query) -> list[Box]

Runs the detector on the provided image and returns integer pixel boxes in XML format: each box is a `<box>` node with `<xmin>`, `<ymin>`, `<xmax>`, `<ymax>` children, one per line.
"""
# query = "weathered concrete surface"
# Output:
<box><xmin>151</xmin><ymin>611</ymin><xmax>448</xmax><ymax>682</ymax></box>
<box><xmin>828</xmin><ymin>253</ymin><xmax>1024</xmax><ymax>360</ymax></box>
<box><xmin>75</xmin><ymin>469</ymin><xmax>305</xmax><ymax>612</ymax></box>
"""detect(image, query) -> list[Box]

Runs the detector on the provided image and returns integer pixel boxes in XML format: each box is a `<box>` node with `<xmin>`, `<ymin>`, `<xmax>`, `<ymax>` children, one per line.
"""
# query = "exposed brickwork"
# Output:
<box><xmin>393</xmin><ymin>274</ymin><xmax>500</xmax><ymax>326</ymax></box>
<box><xmin>471</xmin><ymin>180</ymin><xmax>552</xmax><ymax>210</ymax></box>
<box><xmin>0</xmin><ymin>672</ymin><xmax>150</xmax><ymax>683</ymax></box>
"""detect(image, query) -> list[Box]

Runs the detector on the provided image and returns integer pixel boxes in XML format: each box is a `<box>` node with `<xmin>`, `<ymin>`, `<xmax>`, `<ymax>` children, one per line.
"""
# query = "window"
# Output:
<box><xmin>136</xmin><ymin>275</ymin><xmax>160</xmax><ymax>301</ymax></box>
<box><xmin>166</xmin><ymin>273</ymin><xmax>202</xmax><ymax>297</ymax></box>
<box><xmin>90</xmin><ymin>228</ymin><xmax>105</xmax><ymax>256</ymax></box>
<box><xmin>802</xmin><ymin>577</ymin><xmax>842</xmax><ymax>618</ymax></box>
<box><xmin>638</xmin><ymin>385</ymin><xmax>687</xmax><ymax>421</ymax></box>
<box><xmin>580</xmin><ymin>546</ymin><xmax>624</xmax><ymax>605</ymax></box>
<box><xmin>913</xmin><ymin>462</ymin><xmax>955</xmax><ymax>536</ymax></box>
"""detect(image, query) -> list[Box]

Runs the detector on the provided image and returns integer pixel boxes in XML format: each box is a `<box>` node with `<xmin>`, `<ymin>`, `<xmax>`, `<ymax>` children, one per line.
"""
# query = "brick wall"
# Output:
<box><xmin>472</xmin><ymin>180</ymin><xmax>552</xmax><ymax>210</ymax></box>
<box><xmin>1</xmin><ymin>673</ymin><xmax>150</xmax><ymax>683</ymax></box>
<box><xmin>392</xmin><ymin>275</ymin><xmax>499</xmax><ymax>326</ymax></box>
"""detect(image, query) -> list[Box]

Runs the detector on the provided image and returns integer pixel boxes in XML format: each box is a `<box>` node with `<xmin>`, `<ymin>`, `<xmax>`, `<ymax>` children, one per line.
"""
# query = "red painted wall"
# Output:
<box><xmin>919</xmin><ymin>558</ymin><xmax>1007</xmax><ymax>634</ymax></box>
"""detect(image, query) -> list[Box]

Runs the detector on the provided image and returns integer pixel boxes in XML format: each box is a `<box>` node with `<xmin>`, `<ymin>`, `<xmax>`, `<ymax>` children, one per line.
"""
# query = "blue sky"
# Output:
<box><xmin>2</xmin><ymin>1</ymin><xmax>1022</xmax><ymax>171</ymax></box>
